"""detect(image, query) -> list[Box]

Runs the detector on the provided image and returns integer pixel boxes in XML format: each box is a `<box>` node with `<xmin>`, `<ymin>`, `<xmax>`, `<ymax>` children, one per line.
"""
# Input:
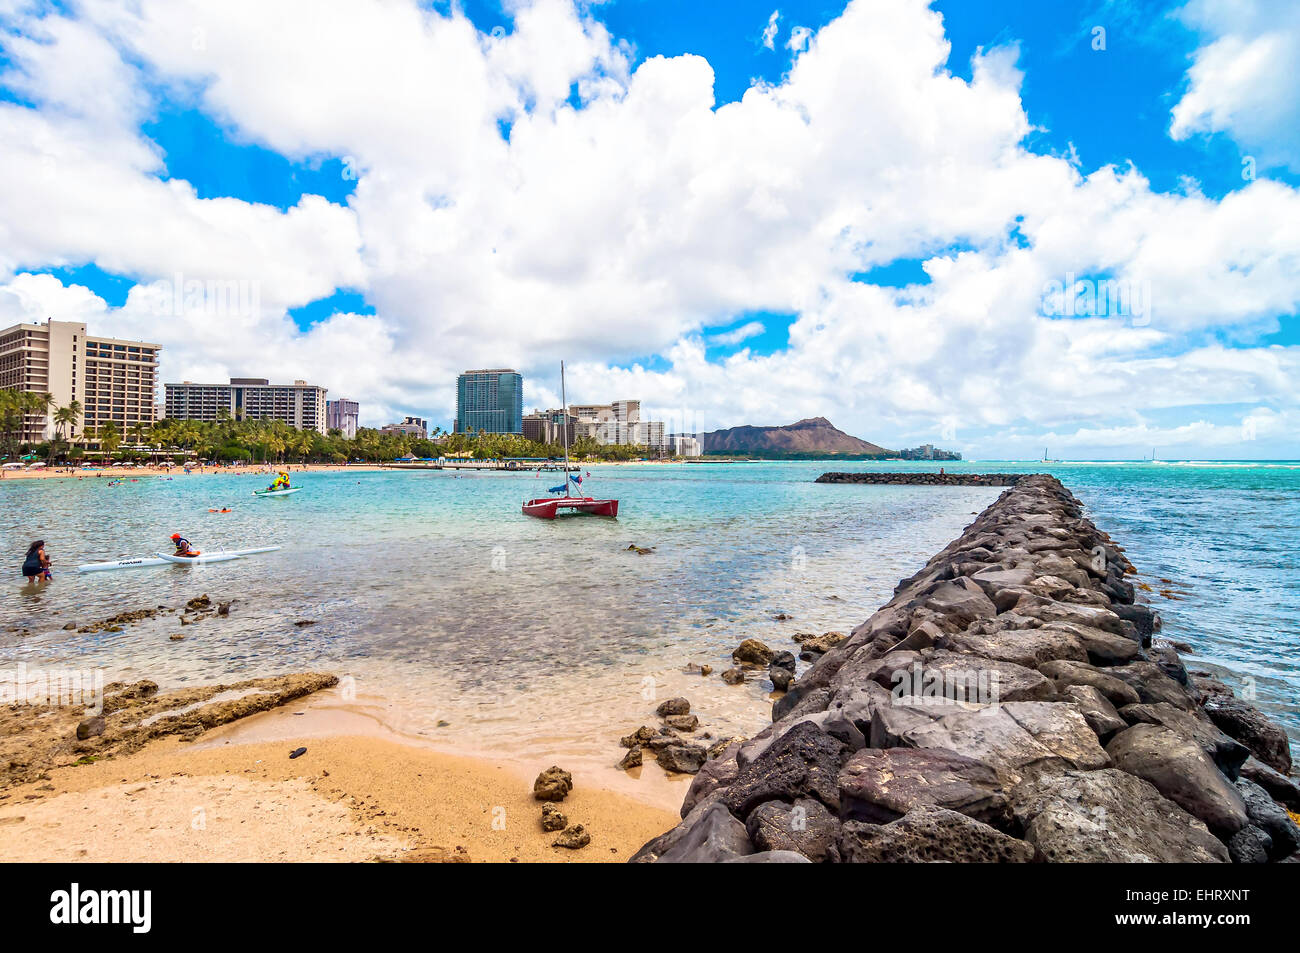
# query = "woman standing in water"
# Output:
<box><xmin>22</xmin><ymin>540</ymin><xmax>51</xmax><ymax>585</ymax></box>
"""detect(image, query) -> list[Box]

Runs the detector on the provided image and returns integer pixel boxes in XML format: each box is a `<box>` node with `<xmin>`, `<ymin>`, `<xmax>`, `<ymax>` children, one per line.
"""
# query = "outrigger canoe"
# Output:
<box><xmin>253</xmin><ymin>487</ymin><xmax>301</xmax><ymax>497</ymax></box>
<box><xmin>77</xmin><ymin>546</ymin><xmax>281</xmax><ymax>573</ymax></box>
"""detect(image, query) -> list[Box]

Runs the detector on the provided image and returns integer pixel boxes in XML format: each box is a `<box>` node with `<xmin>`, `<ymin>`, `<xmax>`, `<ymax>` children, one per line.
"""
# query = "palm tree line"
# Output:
<box><xmin>2</xmin><ymin>393</ymin><xmax>663</xmax><ymax>464</ymax></box>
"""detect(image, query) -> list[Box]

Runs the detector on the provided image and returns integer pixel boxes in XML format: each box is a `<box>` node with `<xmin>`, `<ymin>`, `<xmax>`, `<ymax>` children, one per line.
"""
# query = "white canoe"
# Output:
<box><xmin>78</xmin><ymin>546</ymin><xmax>281</xmax><ymax>573</ymax></box>
<box><xmin>253</xmin><ymin>487</ymin><xmax>301</xmax><ymax>497</ymax></box>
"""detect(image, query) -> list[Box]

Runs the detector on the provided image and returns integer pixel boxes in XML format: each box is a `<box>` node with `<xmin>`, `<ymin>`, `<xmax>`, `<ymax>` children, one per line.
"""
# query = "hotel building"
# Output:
<box><xmin>455</xmin><ymin>369</ymin><xmax>523</xmax><ymax>434</ymax></box>
<box><xmin>326</xmin><ymin>398</ymin><xmax>360</xmax><ymax>439</ymax></box>
<box><xmin>0</xmin><ymin>318</ymin><xmax>160</xmax><ymax>442</ymax></box>
<box><xmin>164</xmin><ymin>378</ymin><xmax>328</xmax><ymax>433</ymax></box>
<box><xmin>570</xmin><ymin>399</ymin><xmax>668</xmax><ymax>450</ymax></box>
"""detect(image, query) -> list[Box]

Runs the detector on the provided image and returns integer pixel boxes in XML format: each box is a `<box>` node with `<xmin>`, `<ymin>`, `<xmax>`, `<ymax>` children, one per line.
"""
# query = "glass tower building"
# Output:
<box><xmin>455</xmin><ymin>368</ymin><xmax>523</xmax><ymax>434</ymax></box>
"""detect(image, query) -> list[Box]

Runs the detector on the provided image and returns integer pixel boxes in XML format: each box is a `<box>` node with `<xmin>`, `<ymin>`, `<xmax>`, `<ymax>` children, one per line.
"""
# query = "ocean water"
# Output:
<box><xmin>1</xmin><ymin>460</ymin><xmax>1296</xmax><ymax>775</ymax></box>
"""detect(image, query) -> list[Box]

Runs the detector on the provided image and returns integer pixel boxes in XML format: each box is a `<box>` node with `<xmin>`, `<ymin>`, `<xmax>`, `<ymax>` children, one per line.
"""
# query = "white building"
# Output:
<box><xmin>0</xmin><ymin>318</ymin><xmax>160</xmax><ymax>442</ymax></box>
<box><xmin>570</xmin><ymin>399</ymin><xmax>668</xmax><ymax>450</ymax></box>
<box><xmin>164</xmin><ymin>378</ymin><xmax>328</xmax><ymax>433</ymax></box>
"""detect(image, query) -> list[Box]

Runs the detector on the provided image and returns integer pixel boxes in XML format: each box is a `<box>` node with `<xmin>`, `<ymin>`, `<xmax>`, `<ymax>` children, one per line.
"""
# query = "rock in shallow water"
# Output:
<box><xmin>655</xmin><ymin>697</ymin><xmax>690</xmax><ymax>717</ymax></box>
<box><xmin>657</xmin><ymin>744</ymin><xmax>707</xmax><ymax>774</ymax></box>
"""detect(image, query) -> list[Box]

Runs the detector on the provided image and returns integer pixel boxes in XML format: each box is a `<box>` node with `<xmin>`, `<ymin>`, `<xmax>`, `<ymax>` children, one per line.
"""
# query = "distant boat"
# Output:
<box><xmin>1041</xmin><ymin>446</ymin><xmax>1060</xmax><ymax>463</ymax></box>
<box><xmin>522</xmin><ymin>361</ymin><xmax>620</xmax><ymax>519</ymax></box>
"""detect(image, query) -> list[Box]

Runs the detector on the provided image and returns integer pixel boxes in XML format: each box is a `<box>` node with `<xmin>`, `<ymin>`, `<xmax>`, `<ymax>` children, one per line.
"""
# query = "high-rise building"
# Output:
<box><xmin>326</xmin><ymin>399</ymin><xmax>360</xmax><ymax>439</ymax></box>
<box><xmin>0</xmin><ymin>318</ymin><xmax>160</xmax><ymax>442</ymax></box>
<box><xmin>164</xmin><ymin>378</ymin><xmax>328</xmax><ymax>433</ymax></box>
<box><xmin>455</xmin><ymin>369</ymin><xmax>522</xmax><ymax>434</ymax></box>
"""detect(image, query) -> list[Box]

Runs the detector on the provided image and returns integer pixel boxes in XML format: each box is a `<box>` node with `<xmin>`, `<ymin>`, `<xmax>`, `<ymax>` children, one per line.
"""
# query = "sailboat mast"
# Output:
<box><xmin>561</xmin><ymin>361</ymin><xmax>572</xmax><ymax>497</ymax></box>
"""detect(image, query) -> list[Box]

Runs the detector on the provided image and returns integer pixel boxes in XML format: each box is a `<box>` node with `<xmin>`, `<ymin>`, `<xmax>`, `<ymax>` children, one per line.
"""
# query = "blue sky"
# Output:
<box><xmin>1</xmin><ymin>0</ymin><xmax>1297</xmax><ymax>456</ymax></box>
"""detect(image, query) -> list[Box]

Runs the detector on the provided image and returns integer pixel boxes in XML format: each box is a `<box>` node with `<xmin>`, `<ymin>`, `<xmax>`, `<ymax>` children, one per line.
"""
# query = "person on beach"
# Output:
<box><xmin>22</xmin><ymin>541</ymin><xmax>50</xmax><ymax>583</ymax></box>
<box><xmin>169</xmin><ymin>533</ymin><xmax>199</xmax><ymax>557</ymax></box>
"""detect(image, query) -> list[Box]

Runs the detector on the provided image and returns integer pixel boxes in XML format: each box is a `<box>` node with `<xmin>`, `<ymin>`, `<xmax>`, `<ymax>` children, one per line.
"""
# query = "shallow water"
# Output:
<box><xmin>1</xmin><ymin>460</ymin><xmax>1296</xmax><ymax>766</ymax></box>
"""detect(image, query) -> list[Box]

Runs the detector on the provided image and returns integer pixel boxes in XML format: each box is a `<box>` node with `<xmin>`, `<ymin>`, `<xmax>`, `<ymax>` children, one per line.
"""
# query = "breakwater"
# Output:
<box><xmin>816</xmin><ymin>472</ymin><xmax>1026</xmax><ymax>486</ymax></box>
<box><xmin>633</xmin><ymin>474</ymin><xmax>1299</xmax><ymax>863</ymax></box>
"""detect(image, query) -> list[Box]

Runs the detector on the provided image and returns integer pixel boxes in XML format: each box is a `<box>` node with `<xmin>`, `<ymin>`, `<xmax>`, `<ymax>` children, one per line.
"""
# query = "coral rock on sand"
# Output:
<box><xmin>664</xmin><ymin>714</ymin><xmax>699</xmax><ymax>732</ymax></box>
<box><xmin>532</xmin><ymin>766</ymin><xmax>573</xmax><ymax>802</ymax></box>
<box><xmin>617</xmin><ymin>747</ymin><xmax>643</xmax><ymax>771</ymax></box>
<box><xmin>540</xmin><ymin>803</ymin><xmax>567</xmax><ymax>832</ymax></box>
<box><xmin>553</xmin><ymin>824</ymin><xmax>591</xmax><ymax>849</ymax></box>
<box><xmin>721</xmin><ymin>668</ymin><xmax>746</xmax><ymax>685</ymax></box>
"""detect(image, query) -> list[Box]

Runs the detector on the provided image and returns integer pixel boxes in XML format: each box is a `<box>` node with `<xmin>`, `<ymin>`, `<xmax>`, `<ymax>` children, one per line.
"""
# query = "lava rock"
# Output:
<box><xmin>838</xmin><ymin>746</ymin><xmax>1011</xmax><ymax>829</ymax></box>
<box><xmin>721</xmin><ymin>668</ymin><xmax>746</xmax><ymax>685</ymax></box>
<box><xmin>1062</xmin><ymin>685</ymin><xmax>1127</xmax><ymax>740</ymax></box>
<box><xmin>630</xmin><ymin>801</ymin><xmax>753</xmax><ymax>863</ymax></box>
<box><xmin>745</xmin><ymin>797</ymin><xmax>842</xmax><ymax>862</ymax></box>
<box><xmin>839</xmin><ymin>808</ymin><xmax>1034</xmax><ymax>863</ymax></box>
<box><xmin>1118</xmin><ymin>702</ymin><xmax>1250</xmax><ymax>780</ymax></box>
<box><xmin>723</xmin><ymin>722</ymin><xmax>848</xmax><ymax>818</ymax></box>
<box><xmin>1105</xmin><ymin>724</ymin><xmax>1247</xmax><ymax>837</ymax></box>
<box><xmin>1202</xmin><ymin>694</ymin><xmax>1293</xmax><ymax>775</ymax></box>
<box><xmin>1236</xmin><ymin>777</ymin><xmax>1300</xmax><ymax>860</ymax></box>
<box><xmin>1009</xmin><ymin>768</ymin><xmax>1229</xmax><ymax>862</ymax></box>
<box><xmin>664</xmin><ymin>714</ymin><xmax>699</xmax><ymax>732</ymax></box>
<box><xmin>617</xmin><ymin>746</ymin><xmax>643</xmax><ymax>771</ymax></box>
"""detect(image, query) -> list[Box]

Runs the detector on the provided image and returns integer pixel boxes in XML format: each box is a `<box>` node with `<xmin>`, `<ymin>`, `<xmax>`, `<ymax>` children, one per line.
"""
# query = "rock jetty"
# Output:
<box><xmin>816</xmin><ymin>472</ymin><xmax>1025</xmax><ymax>486</ymax></box>
<box><xmin>632</xmin><ymin>475</ymin><xmax>1298</xmax><ymax>863</ymax></box>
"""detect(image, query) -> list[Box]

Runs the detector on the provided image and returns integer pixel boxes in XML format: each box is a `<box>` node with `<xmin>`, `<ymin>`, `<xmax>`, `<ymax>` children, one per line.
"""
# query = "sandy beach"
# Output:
<box><xmin>0</xmin><ymin>678</ymin><xmax>677</xmax><ymax>863</ymax></box>
<box><xmin>0</xmin><ymin>463</ymin><xmax>392</xmax><ymax>481</ymax></box>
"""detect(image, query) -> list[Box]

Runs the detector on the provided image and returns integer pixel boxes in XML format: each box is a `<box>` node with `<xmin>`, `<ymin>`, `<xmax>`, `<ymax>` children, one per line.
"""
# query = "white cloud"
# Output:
<box><xmin>708</xmin><ymin>320</ymin><xmax>766</xmax><ymax>347</ymax></box>
<box><xmin>762</xmin><ymin>10</ymin><xmax>780</xmax><ymax>50</ymax></box>
<box><xmin>1170</xmin><ymin>0</ymin><xmax>1300</xmax><ymax>172</ymax></box>
<box><xmin>787</xmin><ymin>25</ymin><xmax>812</xmax><ymax>52</ymax></box>
<box><xmin>0</xmin><ymin>0</ymin><xmax>1296</xmax><ymax>455</ymax></box>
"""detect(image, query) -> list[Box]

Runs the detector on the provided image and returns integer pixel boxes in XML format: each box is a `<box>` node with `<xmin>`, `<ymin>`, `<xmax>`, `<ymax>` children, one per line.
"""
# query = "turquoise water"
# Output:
<box><xmin>1</xmin><ymin>460</ymin><xmax>1296</xmax><ymax>765</ymax></box>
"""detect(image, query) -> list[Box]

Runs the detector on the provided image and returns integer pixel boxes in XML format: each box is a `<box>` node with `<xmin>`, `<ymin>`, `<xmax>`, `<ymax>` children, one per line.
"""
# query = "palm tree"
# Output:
<box><xmin>99</xmin><ymin>421</ymin><xmax>121</xmax><ymax>458</ymax></box>
<box><xmin>53</xmin><ymin>401</ymin><xmax>81</xmax><ymax>441</ymax></box>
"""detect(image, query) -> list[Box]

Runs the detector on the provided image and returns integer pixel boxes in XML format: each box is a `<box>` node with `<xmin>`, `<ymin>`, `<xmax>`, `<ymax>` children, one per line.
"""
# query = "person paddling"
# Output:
<box><xmin>22</xmin><ymin>540</ymin><xmax>51</xmax><ymax>583</ymax></box>
<box><xmin>266</xmin><ymin>470</ymin><xmax>291</xmax><ymax>492</ymax></box>
<box><xmin>169</xmin><ymin>533</ymin><xmax>199</xmax><ymax>557</ymax></box>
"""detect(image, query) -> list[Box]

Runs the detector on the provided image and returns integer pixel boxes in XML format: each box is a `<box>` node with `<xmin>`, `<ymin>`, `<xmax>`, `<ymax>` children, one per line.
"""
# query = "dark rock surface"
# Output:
<box><xmin>839</xmin><ymin>808</ymin><xmax>1035</xmax><ymax>863</ymax></box>
<box><xmin>745</xmin><ymin>797</ymin><xmax>841</xmax><ymax>862</ymax></box>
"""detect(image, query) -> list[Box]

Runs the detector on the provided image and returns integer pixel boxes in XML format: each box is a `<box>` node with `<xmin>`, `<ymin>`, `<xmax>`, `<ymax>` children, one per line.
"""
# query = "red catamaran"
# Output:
<box><xmin>522</xmin><ymin>361</ymin><xmax>620</xmax><ymax>519</ymax></box>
